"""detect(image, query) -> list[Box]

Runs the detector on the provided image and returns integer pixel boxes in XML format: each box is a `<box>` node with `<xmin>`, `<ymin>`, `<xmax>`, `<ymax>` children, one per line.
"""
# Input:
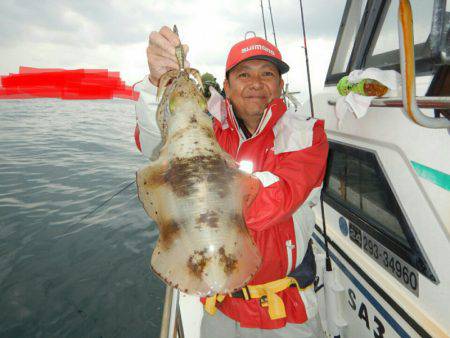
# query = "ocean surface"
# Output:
<box><xmin>0</xmin><ymin>99</ymin><xmax>165</xmax><ymax>338</ymax></box>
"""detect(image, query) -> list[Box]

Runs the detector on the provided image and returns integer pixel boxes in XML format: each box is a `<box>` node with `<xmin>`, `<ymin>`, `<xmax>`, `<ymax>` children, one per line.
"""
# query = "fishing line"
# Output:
<box><xmin>298</xmin><ymin>0</ymin><xmax>331</xmax><ymax>277</ymax></box>
<box><xmin>78</xmin><ymin>180</ymin><xmax>135</xmax><ymax>223</ymax></box>
<box><xmin>260</xmin><ymin>0</ymin><xmax>268</xmax><ymax>40</ymax></box>
<box><xmin>298</xmin><ymin>0</ymin><xmax>315</xmax><ymax>118</ymax></box>
<box><xmin>55</xmin><ymin>179</ymin><xmax>135</xmax><ymax>239</ymax></box>
<box><xmin>267</xmin><ymin>0</ymin><xmax>278</xmax><ymax>47</ymax></box>
<box><xmin>320</xmin><ymin>190</ymin><xmax>332</xmax><ymax>272</ymax></box>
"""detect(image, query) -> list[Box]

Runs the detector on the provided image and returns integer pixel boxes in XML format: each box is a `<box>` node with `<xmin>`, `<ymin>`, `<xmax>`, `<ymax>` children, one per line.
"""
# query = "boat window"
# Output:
<box><xmin>329</xmin><ymin>0</ymin><xmax>368</xmax><ymax>75</ymax></box>
<box><xmin>325</xmin><ymin>0</ymin><xmax>449</xmax><ymax>85</ymax></box>
<box><xmin>323</xmin><ymin>141</ymin><xmax>437</xmax><ymax>283</ymax></box>
<box><xmin>371</xmin><ymin>1</ymin><xmax>434</xmax><ymax>56</ymax></box>
<box><xmin>325</xmin><ymin>142</ymin><xmax>409</xmax><ymax>247</ymax></box>
<box><xmin>365</xmin><ymin>0</ymin><xmax>436</xmax><ymax>69</ymax></box>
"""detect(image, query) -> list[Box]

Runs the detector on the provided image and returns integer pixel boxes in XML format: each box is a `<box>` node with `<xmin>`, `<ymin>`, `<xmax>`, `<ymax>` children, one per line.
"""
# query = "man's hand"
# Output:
<box><xmin>147</xmin><ymin>26</ymin><xmax>190</xmax><ymax>87</ymax></box>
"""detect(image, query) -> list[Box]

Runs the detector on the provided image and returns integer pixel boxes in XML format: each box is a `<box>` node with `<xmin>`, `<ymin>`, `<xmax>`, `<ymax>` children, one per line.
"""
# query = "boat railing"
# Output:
<box><xmin>284</xmin><ymin>91</ymin><xmax>302</xmax><ymax>111</ymax></box>
<box><xmin>398</xmin><ymin>0</ymin><xmax>450</xmax><ymax>128</ymax></box>
<box><xmin>327</xmin><ymin>96</ymin><xmax>450</xmax><ymax>109</ymax></box>
<box><xmin>159</xmin><ymin>286</ymin><xmax>185</xmax><ymax>338</ymax></box>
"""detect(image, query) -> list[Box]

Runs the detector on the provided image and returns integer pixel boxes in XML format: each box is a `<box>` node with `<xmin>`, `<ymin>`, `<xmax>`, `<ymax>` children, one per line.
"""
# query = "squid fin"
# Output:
<box><xmin>136</xmin><ymin>161</ymin><xmax>168</xmax><ymax>220</ymax></box>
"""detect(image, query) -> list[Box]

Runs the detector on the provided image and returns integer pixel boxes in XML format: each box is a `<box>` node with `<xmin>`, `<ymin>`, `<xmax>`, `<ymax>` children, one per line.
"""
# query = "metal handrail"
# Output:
<box><xmin>159</xmin><ymin>286</ymin><xmax>185</xmax><ymax>338</ymax></box>
<box><xmin>175</xmin><ymin>303</ymin><xmax>185</xmax><ymax>338</ymax></box>
<box><xmin>285</xmin><ymin>92</ymin><xmax>302</xmax><ymax>111</ymax></box>
<box><xmin>327</xmin><ymin>96</ymin><xmax>450</xmax><ymax>109</ymax></box>
<box><xmin>398</xmin><ymin>0</ymin><xmax>450</xmax><ymax>128</ymax></box>
<box><xmin>159</xmin><ymin>287</ymin><xmax>173</xmax><ymax>338</ymax></box>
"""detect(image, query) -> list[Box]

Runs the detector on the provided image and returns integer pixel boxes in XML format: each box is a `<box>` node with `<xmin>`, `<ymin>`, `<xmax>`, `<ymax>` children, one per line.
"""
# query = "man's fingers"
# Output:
<box><xmin>148</xmin><ymin>54</ymin><xmax>180</xmax><ymax>71</ymax></box>
<box><xmin>159</xmin><ymin>26</ymin><xmax>181</xmax><ymax>46</ymax></box>
<box><xmin>147</xmin><ymin>44</ymin><xmax>178</xmax><ymax>64</ymax></box>
<box><xmin>149</xmin><ymin>31</ymin><xmax>176</xmax><ymax>56</ymax></box>
<box><xmin>146</xmin><ymin>26</ymin><xmax>191</xmax><ymax>86</ymax></box>
<box><xmin>147</xmin><ymin>40</ymin><xmax>190</xmax><ymax>67</ymax></box>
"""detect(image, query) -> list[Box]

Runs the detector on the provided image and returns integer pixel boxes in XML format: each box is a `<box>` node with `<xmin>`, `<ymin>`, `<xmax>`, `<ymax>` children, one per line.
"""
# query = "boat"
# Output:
<box><xmin>157</xmin><ymin>0</ymin><xmax>450</xmax><ymax>337</ymax></box>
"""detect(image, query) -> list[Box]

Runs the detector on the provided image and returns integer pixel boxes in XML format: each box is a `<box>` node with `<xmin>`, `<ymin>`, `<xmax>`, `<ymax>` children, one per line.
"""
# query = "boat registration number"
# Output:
<box><xmin>349</xmin><ymin>223</ymin><xmax>419</xmax><ymax>296</ymax></box>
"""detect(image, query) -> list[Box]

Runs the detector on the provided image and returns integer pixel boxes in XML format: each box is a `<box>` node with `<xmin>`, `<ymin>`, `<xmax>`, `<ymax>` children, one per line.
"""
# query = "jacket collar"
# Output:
<box><xmin>225</xmin><ymin>98</ymin><xmax>286</xmax><ymax>140</ymax></box>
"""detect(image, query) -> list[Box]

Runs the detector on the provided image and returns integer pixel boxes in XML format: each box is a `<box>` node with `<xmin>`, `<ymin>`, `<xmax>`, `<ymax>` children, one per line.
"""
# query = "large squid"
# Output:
<box><xmin>136</xmin><ymin>27</ymin><xmax>261</xmax><ymax>296</ymax></box>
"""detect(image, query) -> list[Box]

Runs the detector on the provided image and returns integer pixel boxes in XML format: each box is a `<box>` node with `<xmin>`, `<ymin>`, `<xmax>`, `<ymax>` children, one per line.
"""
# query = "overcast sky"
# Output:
<box><xmin>0</xmin><ymin>0</ymin><xmax>351</xmax><ymax>100</ymax></box>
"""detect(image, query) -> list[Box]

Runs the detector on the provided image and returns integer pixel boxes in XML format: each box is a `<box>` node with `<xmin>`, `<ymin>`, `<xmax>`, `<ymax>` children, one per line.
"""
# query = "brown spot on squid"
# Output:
<box><xmin>197</xmin><ymin>210</ymin><xmax>220</xmax><ymax>228</ymax></box>
<box><xmin>187</xmin><ymin>249</ymin><xmax>210</xmax><ymax>279</ymax></box>
<box><xmin>218</xmin><ymin>246</ymin><xmax>237</xmax><ymax>275</ymax></box>
<box><xmin>158</xmin><ymin>218</ymin><xmax>180</xmax><ymax>248</ymax></box>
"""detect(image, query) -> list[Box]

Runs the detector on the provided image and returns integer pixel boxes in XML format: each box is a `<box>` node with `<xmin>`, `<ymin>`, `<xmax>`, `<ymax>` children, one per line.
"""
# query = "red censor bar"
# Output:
<box><xmin>0</xmin><ymin>67</ymin><xmax>139</xmax><ymax>101</ymax></box>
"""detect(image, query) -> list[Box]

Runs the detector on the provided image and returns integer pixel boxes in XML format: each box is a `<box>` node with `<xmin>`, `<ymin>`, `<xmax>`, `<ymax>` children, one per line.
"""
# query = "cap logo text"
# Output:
<box><xmin>241</xmin><ymin>44</ymin><xmax>275</xmax><ymax>56</ymax></box>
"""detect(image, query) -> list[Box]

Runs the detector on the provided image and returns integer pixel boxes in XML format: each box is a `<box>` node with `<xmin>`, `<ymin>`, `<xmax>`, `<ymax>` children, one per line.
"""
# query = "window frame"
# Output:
<box><xmin>323</xmin><ymin>141</ymin><xmax>438</xmax><ymax>284</ymax></box>
<box><xmin>325</xmin><ymin>0</ymin><xmax>449</xmax><ymax>86</ymax></box>
<box><xmin>325</xmin><ymin>0</ymin><xmax>374</xmax><ymax>84</ymax></box>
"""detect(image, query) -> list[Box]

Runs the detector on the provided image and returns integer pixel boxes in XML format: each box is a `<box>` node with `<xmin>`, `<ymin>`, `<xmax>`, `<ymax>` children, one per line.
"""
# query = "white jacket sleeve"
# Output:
<box><xmin>134</xmin><ymin>75</ymin><xmax>162</xmax><ymax>158</ymax></box>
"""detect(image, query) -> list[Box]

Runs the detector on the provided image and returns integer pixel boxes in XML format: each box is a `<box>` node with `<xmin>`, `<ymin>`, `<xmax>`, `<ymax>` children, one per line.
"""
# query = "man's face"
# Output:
<box><xmin>224</xmin><ymin>59</ymin><xmax>284</xmax><ymax>122</ymax></box>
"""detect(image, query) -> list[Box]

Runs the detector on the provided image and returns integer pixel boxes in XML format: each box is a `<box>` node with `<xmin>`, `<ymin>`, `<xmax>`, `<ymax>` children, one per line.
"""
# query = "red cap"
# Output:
<box><xmin>225</xmin><ymin>36</ymin><xmax>289</xmax><ymax>75</ymax></box>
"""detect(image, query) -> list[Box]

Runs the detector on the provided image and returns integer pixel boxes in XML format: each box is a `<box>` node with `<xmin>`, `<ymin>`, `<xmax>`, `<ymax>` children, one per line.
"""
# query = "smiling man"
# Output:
<box><xmin>224</xmin><ymin>59</ymin><xmax>282</xmax><ymax>137</ymax></box>
<box><xmin>135</xmin><ymin>26</ymin><xmax>329</xmax><ymax>338</ymax></box>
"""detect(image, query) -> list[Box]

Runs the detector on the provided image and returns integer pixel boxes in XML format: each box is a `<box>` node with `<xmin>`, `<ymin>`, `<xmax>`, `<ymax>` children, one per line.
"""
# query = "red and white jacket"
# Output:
<box><xmin>134</xmin><ymin>76</ymin><xmax>329</xmax><ymax>329</ymax></box>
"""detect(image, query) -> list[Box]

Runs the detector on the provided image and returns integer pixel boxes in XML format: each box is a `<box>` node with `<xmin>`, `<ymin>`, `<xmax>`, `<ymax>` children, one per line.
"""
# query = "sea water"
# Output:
<box><xmin>0</xmin><ymin>98</ymin><xmax>164</xmax><ymax>337</ymax></box>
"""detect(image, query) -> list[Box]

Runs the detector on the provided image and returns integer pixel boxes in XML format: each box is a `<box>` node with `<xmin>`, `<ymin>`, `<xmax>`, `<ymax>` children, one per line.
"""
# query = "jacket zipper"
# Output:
<box><xmin>285</xmin><ymin>240</ymin><xmax>295</xmax><ymax>275</ymax></box>
<box><xmin>229</xmin><ymin>103</ymin><xmax>270</xmax><ymax>158</ymax></box>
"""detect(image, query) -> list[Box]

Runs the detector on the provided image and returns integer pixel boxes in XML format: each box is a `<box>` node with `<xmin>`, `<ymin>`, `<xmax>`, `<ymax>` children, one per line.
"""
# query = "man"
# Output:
<box><xmin>134</xmin><ymin>26</ymin><xmax>328</xmax><ymax>337</ymax></box>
